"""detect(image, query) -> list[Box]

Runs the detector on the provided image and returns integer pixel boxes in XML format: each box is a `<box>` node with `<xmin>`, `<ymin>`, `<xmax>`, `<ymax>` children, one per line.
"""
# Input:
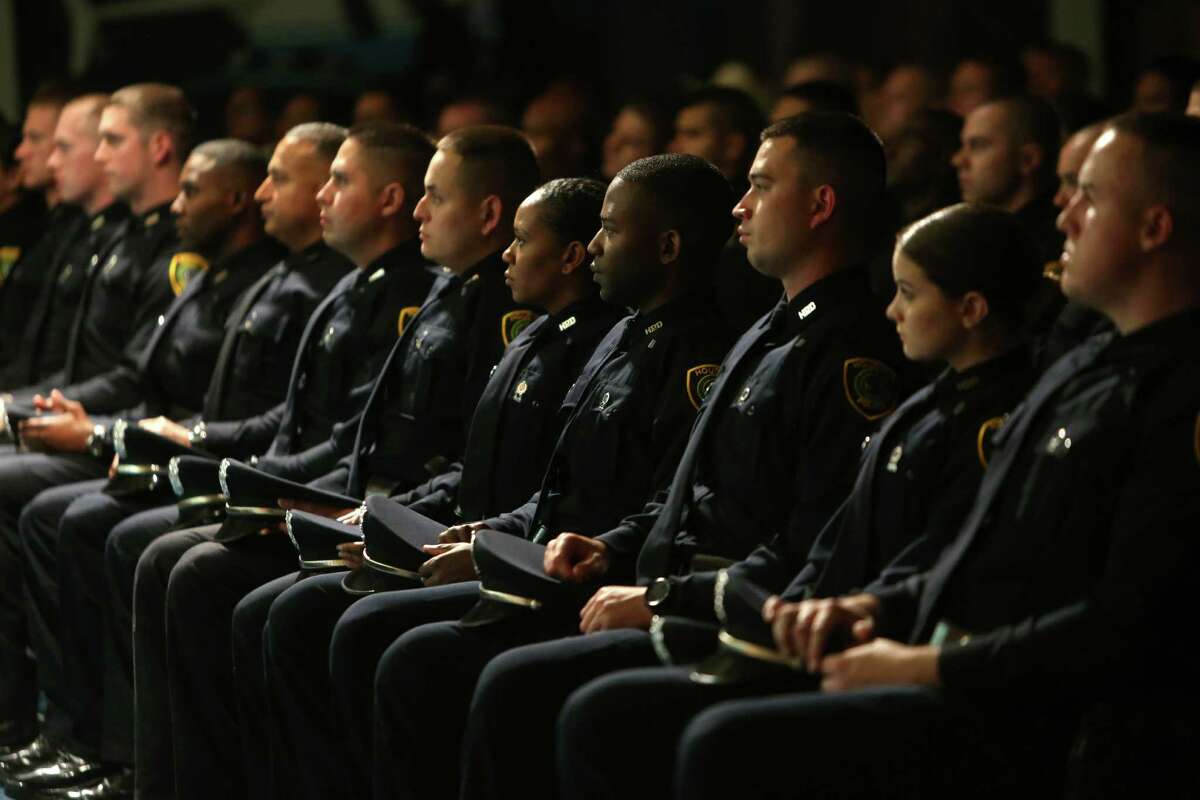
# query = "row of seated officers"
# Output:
<box><xmin>0</xmin><ymin>82</ymin><xmax>1195</xmax><ymax>800</ymax></box>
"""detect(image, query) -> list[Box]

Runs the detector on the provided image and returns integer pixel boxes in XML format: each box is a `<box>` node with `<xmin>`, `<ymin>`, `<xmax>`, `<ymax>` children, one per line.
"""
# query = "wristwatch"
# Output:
<box><xmin>85</xmin><ymin>423</ymin><xmax>107</xmax><ymax>459</ymax></box>
<box><xmin>187</xmin><ymin>420</ymin><xmax>207</xmax><ymax>448</ymax></box>
<box><xmin>644</xmin><ymin>576</ymin><xmax>673</xmax><ymax>611</ymax></box>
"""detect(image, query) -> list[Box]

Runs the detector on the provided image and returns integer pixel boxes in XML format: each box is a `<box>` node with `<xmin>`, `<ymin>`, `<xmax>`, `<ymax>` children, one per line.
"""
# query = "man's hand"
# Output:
<box><xmin>438</xmin><ymin>521</ymin><xmax>488</xmax><ymax>544</ymax></box>
<box><xmin>579</xmin><ymin>585</ymin><xmax>652</xmax><ymax>634</ymax></box>
<box><xmin>138</xmin><ymin>416</ymin><xmax>190</xmax><ymax>446</ymax></box>
<box><xmin>820</xmin><ymin>640</ymin><xmax>940</xmax><ymax>692</ymax></box>
<box><xmin>19</xmin><ymin>392</ymin><xmax>92</xmax><ymax>453</ymax></box>
<box><xmin>336</xmin><ymin>505</ymin><xmax>366</xmax><ymax>526</ymax></box>
<box><xmin>277</xmin><ymin>498</ymin><xmax>357</xmax><ymax>520</ymax></box>
<box><xmin>418</xmin><ymin>542</ymin><xmax>476</xmax><ymax>586</ymax></box>
<box><xmin>762</xmin><ymin>593</ymin><xmax>880</xmax><ymax>672</ymax></box>
<box><xmin>543</xmin><ymin>533</ymin><xmax>609</xmax><ymax>583</ymax></box>
<box><xmin>337</xmin><ymin>541</ymin><xmax>365</xmax><ymax>571</ymax></box>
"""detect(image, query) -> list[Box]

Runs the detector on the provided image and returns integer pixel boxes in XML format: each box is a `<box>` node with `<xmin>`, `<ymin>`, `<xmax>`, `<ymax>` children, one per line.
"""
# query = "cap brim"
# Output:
<box><xmin>176</xmin><ymin>500</ymin><xmax>226</xmax><ymax>530</ymax></box>
<box><xmin>689</xmin><ymin>640</ymin><xmax>813</xmax><ymax>687</ymax></box>
<box><xmin>650</xmin><ymin>616</ymin><xmax>720</xmax><ymax>666</ymax></box>
<box><xmin>213</xmin><ymin>513</ymin><xmax>283</xmax><ymax>544</ymax></box>
<box><xmin>458</xmin><ymin>596</ymin><xmax>534</xmax><ymax>627</ymax></box>
<box><xmin>340</xmin><ymin>567</ymin><xmax>421</xmax><ymax>596</ymax></box>
<box><xmin>103</xmin><ymin>470</ymin><xmax>169</xmax><ymax>498</ymax></box>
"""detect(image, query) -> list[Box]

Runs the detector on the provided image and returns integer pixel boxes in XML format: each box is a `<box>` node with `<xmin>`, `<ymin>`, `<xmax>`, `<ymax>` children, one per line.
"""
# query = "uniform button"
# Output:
<box><xmin>91</xmin><ymin>255</ymin><xmax>99</xmax><ymax>266</ymax></box>
<box><xmin>157</xmin><ymin>315</ymin><xmax>165</xmax><ymax>326</ymax></box>
<box><xmin>599</xmin><ymin>391</ymin><xmax>611</xmax><ymax>408</ymax></box>
<box><xmin>738</xmin><ymin>386</ymin><xmax>751</xmax><ymax>403</ymax></box>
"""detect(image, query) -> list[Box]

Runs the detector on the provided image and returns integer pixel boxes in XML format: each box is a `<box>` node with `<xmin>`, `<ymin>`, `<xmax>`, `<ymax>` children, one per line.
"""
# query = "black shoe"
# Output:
<box><xmin>5</xmin><ymin>752</ymin><xmax>114</xmax><ymax>797</ymax></box>
<box><xmin>0</xmin><ymin>736</ymin><xmax>58</xmax><ymax>775</ymax></box>
<box><xmin>28</xmin><ymin>768</ymin><xmax>133</xmax><ymax>799</ymax></box>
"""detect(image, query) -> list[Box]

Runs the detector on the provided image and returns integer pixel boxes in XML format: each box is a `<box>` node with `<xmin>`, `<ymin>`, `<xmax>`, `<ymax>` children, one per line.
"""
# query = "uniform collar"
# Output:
<box><xmin>88</xmin><ymin>201</ymin><xmax>128</xmax><ymax>231</ymax></box>
<box><xmin>631</xmin><ymin>288</ymin><xmax>712</xmax><ymax>341</ymax></box>
<box><xmin>547</xmin><ymin>295</ymin><xmax>610</xmax><ymax>335</ymax></box>
<box><xmin>358</xmin><ymin>239</ymin><xmax>428</xmax><ymax>286</ymax></box>
<box><xmin>287</xmin><ymin>239</ymin><xmax>333</xmax><ymax>268</ymax></box>
<box><xmin>932</xmin><ymin>346</ymin><xmax>1032</xmax><ymax>402</ymax></box>
<box><xmin>138</xmin><ymin>201</ymin><xmax>174</xmax><ymax>231</ymax></box>
<box><xmin>450</xmin><ymin>248</ymin><xmax>506</xmax><ymax>291</ymax></box>
<box><xmin>779</xmin><ymin>267</ymin><xmax>870</xmax><ymax>337</ymax></box>
<box><xmin>1107</xmin><ymin>306</ymin><xmax>1200</xmax><ymax>364</ymax></box>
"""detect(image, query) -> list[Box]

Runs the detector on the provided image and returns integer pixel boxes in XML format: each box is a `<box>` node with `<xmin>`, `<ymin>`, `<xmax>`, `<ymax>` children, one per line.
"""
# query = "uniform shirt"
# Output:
<box><xmin>606</xmin><ymin>270</ymin><xmax>909</xmax><ymax>596</ymax></box>
<box><xmin>15</xmin><ymin>204</ymin><xmax>129</xmax><ymax>388</ymax></box>
<box><xmin>766</xmin><ymin>347</ymin><xmax>1037</xmax><ymax>609</ymax></box>
<box><xmin>71</xmin><ymin>238</ymin><xmax>284</xmax><ymax>421</ymax></box>
<box><xmin>334</xmin><ymin>250</ymin><xmax>534</xmax><ymax>497</ymax></box>
<box><xmin>56</xmin><ymin>203</ymin><xmax>182</xmax><ymax>394</ymax></box>
<box><xmin>870</xmin><ymin>309</ymin><xmax>1200</xmax><ymax>699</ymax></box>
<box><xmin>482</xmin><ymin>290</ymin><xmax>734</xmax><ymax>542</ymax></box>
<box><xmin>196</xmin><ymin>241</ymin><xmax>352</xmax><ymax>426</ymax></box>
<box><xmin>397</xmin><ymin>295</ymin><xmax>622</xmax><ymax>524</ymax></box>
<box><xmin>0</xmin><ymin>203</ymin><xmax>81</xmax><ymax>382</ymax></box>
<box><xmin>210</xmin><ymin>240</ymin><xmax>437</xmax><ymax>475</ymax></box>
<box><xmin>0</xmin><ymin>191</ymin><xmax>46</xmax><ymax>286</ymax></box>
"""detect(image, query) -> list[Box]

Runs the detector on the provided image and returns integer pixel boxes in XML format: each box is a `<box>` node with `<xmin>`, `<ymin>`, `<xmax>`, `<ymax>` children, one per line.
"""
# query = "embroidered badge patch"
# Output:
<box><xmin>501</xmin><ymin>310</ymin><xmax>537</xmax><ymax>346</ymax></box>
<box><xmin>397</xmin><ymin>306</ymin><xmax>420</xmax><ymax>335</ymax></box>
<box><xmin>976</xmin><ymin>415</ymin><xmax>1006</xmax><ymax>468</ymax></box>
<box><xmin>0</xmin><ymin>246</ymin><xmax>21</xmax><ymax>285</ymax></box>
<box><xmin>686</xmin><ymin>364</ymin><xmax>721</xmax><ymax>411</ymax></box>
<box><xmin>842</xmin><ymin>358</ymin><xmax>898</xmax><ymax>421</ymax></box>
<box><xmin>168</xmin><ymin>252</ymin><xmax>209</xmax><ymax>296</ymax></box>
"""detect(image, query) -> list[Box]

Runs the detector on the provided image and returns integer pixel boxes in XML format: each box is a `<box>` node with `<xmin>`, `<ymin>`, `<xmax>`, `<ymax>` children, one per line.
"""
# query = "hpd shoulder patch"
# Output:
<box><xmin>501</xmin><ymin>310</ymin><xmax>537</xmax><ymax>346</ymax></box>
<box><xmin>168</xmin><ymin>252</ymin><xmax>209</xmax><ymax>296</ymax></box>
<box><xmin>398</xmin><ymin>306</ymin><xmax>420</xmax><ymax>336</ymax></box>
<box><xmin>842</xmin><ymin>358</ymin><xmax>898</xmax><ymax>421</ymax></box>
<box><xmin>976</xmin><ymin>415</ymin><xmax>1006</xmax><ymax>469</ymax></box>
<box><xmin>686</xmin><ymin>364</ymin><xmax>721</xmax><ymax>411</ymax></box>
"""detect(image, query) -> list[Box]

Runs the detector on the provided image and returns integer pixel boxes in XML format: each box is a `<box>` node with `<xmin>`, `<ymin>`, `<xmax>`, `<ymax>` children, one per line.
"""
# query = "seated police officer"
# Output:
<box><xmin>0</xmin><ymin>94</ymin><xmax>128</xmax><ymax>396</ymax></box>
<box><xmin>375</xmin><ymin>112</ymin><xmax>911</xmax><ymax>800</ymax></box>
<box><xmin>320</xmin><ymin>152</ymin><xmax>736</xmax><ymax>799</ymax></box>
<box><xmin>667</xmin><ymin>112</ymin><xmax>1200</xmax><ymax>800</ymax></box>
<box><xmin>235</xmin><ymin>177</ymin><xmax>620</xmax><ymax>800</ymax></box>
<box><xmin>137</xmin><ymin>125</ymin><xmax>537</xmax><ymax>800</ymax></box>
<box><xmin>0</xmin><ymin>139</ymin><xmax>286</xmax><ymax>797</ymax></box>
<box><xmin>125</xmin><ymin>122</ymin><xmax>439</xmax><ymax>800</ymax></box>
<box><xmin>550</xmin><ymin>202</ymin><xmax>1045</xmax><ymax>800</ymax></box>
<box><xmin>8</xmin><ymin>123</ymin><xmax>360</xmax><ymax>799</ymax></box>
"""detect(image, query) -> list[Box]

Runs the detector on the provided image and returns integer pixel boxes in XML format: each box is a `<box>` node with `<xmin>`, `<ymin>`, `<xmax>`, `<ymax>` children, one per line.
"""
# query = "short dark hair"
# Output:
<box><xmin>348</xmin><ymin>122</ymin><xmax>436</xmax><ymax>209</ymax></box>
<box><xmin>989</xmin><ymin>95</ymin><xmax>1063</xmax><ymax>188</ymax></box>
<box><xmin>28</xmin><ymin>79</ymin><xmax>78</xmax><ymax>109</ymax></box>
<box><xmin>1140</xmin><ymin>56</ymin><xmax>1200</xmax><ymax>111</ymax></box>
<box><xmin>528</xmin><ymin>177</ymin><xmax>606</xmax><ymax>247</ymax></box>
<box><xmin>614</xmin><ymin>153</ymin><xmax>735</xmax><ymax>267</ymax></box>
<box><xmin>762</xmin><ymin>111</ymin><xmax>887</xmax><ymax>242</ymax></box>
<box><xmin>898</xmin><ymin>202</ymin><xmax>1043</xmax><ymax>328</ymax></box>
<box><xmin>438</xmin><ymin>125</ymin><xmax>541</xmax><ymax>219</ymax></box>
<box><xmin>190</xmin><ymin>138</ymin><xmax>269</xmax><ymax>192</ymax></box>
<box><xmin>1108</xmin><ymin>111</ymin><xmax>1200</xmax><ymax>249</ymax></box>
<box><xmin>682</xmin><ymin>86</ymin><xmax>765</xmax><ymax>160</ymax></box>
<box><xmin>0</xmin><ymin>115</ymin><xmax>19</xmax><ymax>171</ymax></box>
<box><xmin>109</xmin><ymin>83</ymin><xmax>198</xmax><ymax>161</ymax></box>
<box><xmin>956</xmin><ymin>55</ymin><xmax>1026</xmax><ymax>98</ymax></box>
<box><xmin>284</xmin><ymin>122</ymin><xmax>348</xmax><ymax>163</ymax></box>
<box><xmin>777</xmin><ymin>80</ymin><xmax>860</xmax><ymax>116</ymax></box>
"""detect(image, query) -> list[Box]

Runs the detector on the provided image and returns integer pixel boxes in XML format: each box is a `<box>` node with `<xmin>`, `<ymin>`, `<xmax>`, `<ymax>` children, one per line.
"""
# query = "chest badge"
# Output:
<box><xmin>886</xmin><ymin>445</ymin><xmax>903</xmax><ymax>473</ymax></box>
<box><xmin>514</xmin><ymin>380</ymin><xmax>529</xmax><ymax>401</ymax></box>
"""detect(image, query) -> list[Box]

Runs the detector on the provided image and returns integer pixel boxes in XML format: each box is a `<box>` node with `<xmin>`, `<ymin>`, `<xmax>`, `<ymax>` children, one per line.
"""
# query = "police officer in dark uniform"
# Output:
<box><xmin>372</xmin><ymin>114</ymin><xmax>906</xmax><ymax>800</ymax></box>
<box><xmin>664</xmin><ymin>112</ymin><xmax>1200</xmax><ymax>800</ymax></box>
<box><xmin>0</xmin><ymin>84</ymin><xmax>191</xmax><ymax>762</ymax></box>
<box><xmin>139</xmin><ymin>124</ymin><xmax>535</xmax><ymax>800</ymax></box>
<box><xmin>319</xmin><ymin>152</ymin><xmax>734</xmax><ymax>800</ymax></box>
<box><xmin>8</xmin><ymin>123</ymin><xmax>358</xmax><ymax>799</ymax></box>
<box><xmin>125</xmin><ymin>122</ymin><xmax>439</xmax><ymax>800</ymax></box>
<box><xmin>549</xmin><ymin>202</ymin><xmax>1045</xmax><ymax>800</ymax></box>
<box><xmin>2</xmin><ymin>138</ymin><xmax>286</xmax><ymax>797</ymax></box>
<box><xmin>247</xmin><ymin>176</ymin><xmax>620</xmax><ymax>800</ymax></box>
<box><xmin>0</xmin><ymin>95</ymin><xmax>128</xmax><ymax>397</ymax></box>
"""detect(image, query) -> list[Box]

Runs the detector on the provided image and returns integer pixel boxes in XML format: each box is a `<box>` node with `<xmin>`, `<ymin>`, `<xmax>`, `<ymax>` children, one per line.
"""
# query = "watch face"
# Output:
<box><xmin>647</xmin><ymin>578</ymin><xmax>670</xmax><ymax>607</ymax></box>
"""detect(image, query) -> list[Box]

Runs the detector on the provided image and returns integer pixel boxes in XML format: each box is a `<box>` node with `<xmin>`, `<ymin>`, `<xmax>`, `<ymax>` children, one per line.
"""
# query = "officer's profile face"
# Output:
<box><xmin>586</xmin><ymin>178</ymin><xmax>661</xmax><ymax>308</ymax></box>
<box><xmin>171</xmin><ymin>152</ymin><xmax>234</xmax><ymax>252</ymax></box>
<box><xmin>316</xmin><ymin>138</ymin><xmax>382</xmax><ymax>263</ymax></box>
<box><xmin>886</xmin><ymin>250</ymin><xmax>970</xmax><ymax>363</ymax></box>
<box><xmin>47</xmin><ymin>103</ymin><xmax>104</xmax><ymax>207</ymax></box>
<box><xmin>951</xmin><ymin>104</ymin><xmax>1022</xmax><ymax>208</ymax></box>
<box><xmin>502</xmin><ymin>194</ymin><xmax>568</xmax><ymax>308</ymax></box>
<box><xmin>257</xmin><ymin>136</ymin><xmax>327</xmax><ymax>250</ymax></box>
<box><xmin>733</xmin><ymin>136</ymin><xmax>809</xmax><ymax>277</ymax></box>
<box><xmin>669</xmin><ymin>105</ymin><xmax>724</xmax><ymax>165</ymax></box>
<box><xmin>413</xmin><ymin>148</ymin><xmax>487</xmax><ymax>271</ymax></box>
<box><xmin>1057</xmin><ymin>130</ymin><xmax>1145</xmax><ymax>312</ymax></box>
<box><xmin>15</xmin><ymin>103</ymin><xmax>59</xmax><ymax>191</ymax></box>
<box><xmin>1054</xmin><ymin>129</ymin><xmax>1099</xmax><ymax>210</ymax></box>
<box><xmin>603</xmin><ymin>108</ymin><xmax>658</xmax><ymax>181</ymax></box>
<box><xmin>947</xmin><ymin>60</ymin><xmax>995</xmax><ymax>119</ymax></box>
<box><xmin>96</xmin><ymin>106</ymin><xmax>150</xmax><ymax>202</ymax></box>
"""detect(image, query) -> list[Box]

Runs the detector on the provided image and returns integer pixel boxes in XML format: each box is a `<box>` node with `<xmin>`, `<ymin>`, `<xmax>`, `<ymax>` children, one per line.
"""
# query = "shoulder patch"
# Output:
<box><xmin>501</xmin><ymin>309</ymin><xmax>537</xmax><ymax>346</ymax></box>
<box><xmin>842</xmin><ymin>358</ymin><xmax>898</xmax><ymax>421</ymax></box>
<box><xmin>685</xmin><ymin>364</ymin><xmax>721</xmax><ymax>411</ymax></box>
<box><xmin>0</xmin><ymin>246</ymin><xmax>22</xmax><ymax>284</ymax></box>
<box><xmin>397</xmin><ymin>306</ymin><xmax>421</xmax><ymax>335</ymax></box>
<box><xmin>168</xmin><ymin>252</ymin><xmax>208</xmax><ymax>296</ymax></box>
<box><xmin>976</xmin><ymin>415</ymin><xmax>1006</xmax><ymax>469</ymax></box>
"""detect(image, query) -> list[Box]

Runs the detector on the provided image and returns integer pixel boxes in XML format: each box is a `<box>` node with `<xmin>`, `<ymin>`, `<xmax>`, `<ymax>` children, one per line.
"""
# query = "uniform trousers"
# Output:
<box><xmin>561</xmin><ymin>670</ymin><xmax>1077</xmax><ymax>800</ymax></box>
